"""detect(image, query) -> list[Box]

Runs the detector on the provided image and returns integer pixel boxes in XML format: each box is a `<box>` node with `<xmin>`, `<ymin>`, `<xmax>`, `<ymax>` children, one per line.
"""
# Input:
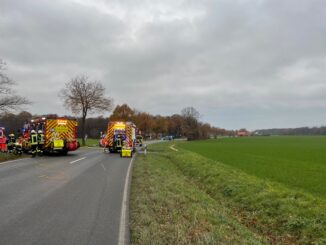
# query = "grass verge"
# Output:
<box><xmin>77</xmin><ymin>138</ymin><xmax>100</xmax><ymax>147</ymax></box>
<box><xmin>130</xmin><ymin>143</ymin><xmax>326</xmax><ymax>244</ymax></box>
<box><xmin>130</xmin><ymin>143</ymin><xmax>267</xmax><ymax>244</ymax></box>
<box><xmin>0</xmin><ymin>152</ymin><xmax>22</xmax><ymax>162</ymax></box>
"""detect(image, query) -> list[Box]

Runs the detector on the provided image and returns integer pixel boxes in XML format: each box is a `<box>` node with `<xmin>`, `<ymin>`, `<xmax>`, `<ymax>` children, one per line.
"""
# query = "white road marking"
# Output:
<box><xmin>118</xmin><ymin>155</ymin><xmax>136</xmax><ymax>245</ymax></box>
<box><xmin>101</xmin><ymin>163</ymin><xmax>106</xmax><ymax>171</ymax></box>
<box><xmin>69</xmin><ymin>157</ymin><xmax>86</xmax><ymax>164</ymax></box>
<box><xmin>0</xmin><ymin>158</ymin><xmax>30</xmax><ymax>166</ymax></box>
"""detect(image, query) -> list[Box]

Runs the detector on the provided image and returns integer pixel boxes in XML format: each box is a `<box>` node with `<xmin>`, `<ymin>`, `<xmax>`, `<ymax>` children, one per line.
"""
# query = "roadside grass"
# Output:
<box><xmin>0</xmin><ymin>152</ymin><xmax>21</xmax><ymax>162</ymax></box>
<box><xmin>130</xmin><ymin>144</ymin><xmax>267</xmax><ymax>245</ymax></box>
<box><xmin>180</xmin><ymin>136</ymin><xmax>326</xmax><ymax>197</ymax></box>
<box><xmin>77</xmin><ymin>138</ymin><xmax>100</xmax><ymax>147</ymax></box>
<box><xmin>130</xmin><ymin>143</ymin><xmax>326</xmax><ymax>244</ymax></box>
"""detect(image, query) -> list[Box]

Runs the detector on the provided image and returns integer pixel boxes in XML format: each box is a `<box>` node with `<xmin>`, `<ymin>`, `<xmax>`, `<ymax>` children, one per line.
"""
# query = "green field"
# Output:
<box><xmin>130</xmin><ymin>139</ymin><xmax>326</xmax><ymax>244</ymax></box>
<box><xmin>180</xmin><ymin>136</ymin><xmax>326</xmax><ymax>197</ymax></box>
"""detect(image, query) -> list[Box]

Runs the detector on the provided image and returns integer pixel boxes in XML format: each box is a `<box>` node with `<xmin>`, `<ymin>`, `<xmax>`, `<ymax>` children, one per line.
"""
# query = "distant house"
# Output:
<box><xmin>237</xmin><ymin>130</ymin><xmax>250</xmax><ymax>137</ymax></box>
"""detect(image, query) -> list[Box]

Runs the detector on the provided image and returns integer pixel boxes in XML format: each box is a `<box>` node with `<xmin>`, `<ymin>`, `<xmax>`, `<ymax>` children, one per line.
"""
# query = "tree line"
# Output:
<box><xmin>254</xmin><ymin>127</ymin><xmax>326</xmax><ymax>136</ymax></box>
<box><xmin>108</xmin><ymin>104</ymin><xmax>230</xmax><ymax>140</ymax></box>
<box><xmin>0</xmin><ymin>105</ymin><xmax>231</xmax><ymax>140</ymax></box>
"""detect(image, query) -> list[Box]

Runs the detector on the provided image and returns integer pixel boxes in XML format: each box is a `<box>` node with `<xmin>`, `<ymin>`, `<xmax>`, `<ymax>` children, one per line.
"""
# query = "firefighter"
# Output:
<box><xmin>13</xmin><ymin>139</ymin><xmax>23</xmax><ymax>155</ymax></box>
<box><xmin>115</xmin><ymin>135</ymin><xmax>122</xmax><ymax>151</ymax></box>
<box><xmin>30</xmin><ymin>130</ymin><xmax>38</xmax><ymax>157</ymax></box>
<box><xmin>7</xmin><ymin>133</ymin><xmax>16</xmax><ymax>153</ymax></box>
<box><xmin>37</xmin><ymin>130</ymin><xmax>45</xmax><ymax>155</ymax></box>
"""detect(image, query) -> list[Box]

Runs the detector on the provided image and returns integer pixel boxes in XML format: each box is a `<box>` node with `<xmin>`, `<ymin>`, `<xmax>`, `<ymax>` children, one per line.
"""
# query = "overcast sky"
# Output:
<box><xmin>1</xmin><ymin>0</ymin><xmax>326</xmax><ymax>130</ymax></box>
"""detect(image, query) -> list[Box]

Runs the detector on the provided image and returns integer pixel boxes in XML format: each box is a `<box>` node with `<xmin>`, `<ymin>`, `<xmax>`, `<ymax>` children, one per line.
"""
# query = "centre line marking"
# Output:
<box><xmin>70</xmin><ymin>157</ymin><xmax>86</xmax><ymax>164</ymax></box>
<box><xmin>101</xmin><ymin>163</ymin><xmax>106</xmax><ymax>171</ymax></box>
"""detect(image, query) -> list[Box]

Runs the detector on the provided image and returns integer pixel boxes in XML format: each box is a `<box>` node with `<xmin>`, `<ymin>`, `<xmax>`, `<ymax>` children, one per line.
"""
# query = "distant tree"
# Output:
<box><xmin>181</xmin><ymin>106</ymin><xmax>200</xmax><ymax>120</ymax></box>
<box><xmin>199</xmin><ymin>123</ymin><xmax>212</xmax><ymax>139</ymax></box>
<box><xmin>59</xmin><ymin>75</ymin><xmax>113</xmax><ymax>146</ymax></box>
<box><xmin>211</xmin><ymin>127</ymin><xmax>228</xmax><ymax>138</ymax></box>
<box><xmin>0</xmin><ymin>59</ymin><xmax>30</xmax><ymax>113</ymax></box>
<box><xmin>133</xmin><ymin>112</ymin><xmax>154</xmax><ymax>138</ymax></box>
<box><xmin>168</xmin><ymin>114</ymin><xmax>186</xmax><ymax>138</ymax></box>
<box><xmin>0</xmin><ymin>111</ymin><xmax>32</xmax><ymax>134</ymax></box>
<box><xmin>35</xmin><ymin>113</ymin><xmax>59</xmax><ymax>119</ymax></box>
<box><xmin>181</xmin><ymin>107</ymin><xmax>200</xmax><ymax>140</ymax></box>
<box><xmin>152</xmin><ymin>115</ymin><xmax>168</xmax><ymax>137</ymax></box>
<box><xmin>83</xmin><ymin>116</ymin><xmax>108</xmax><ymax>139</ymax></box>
<box><xmin>255</xmin><ymin>126</ymin><xmax>326</xmax><ymax>136</ymax></box>
<box><xmin>109</xmin><ymin>104</ymin><xmax>135</xmax><ymax>122</ymax></box>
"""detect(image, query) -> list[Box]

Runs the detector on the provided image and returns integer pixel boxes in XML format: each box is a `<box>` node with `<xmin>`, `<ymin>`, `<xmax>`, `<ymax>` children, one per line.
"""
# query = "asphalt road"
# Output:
<box><xmin>0</xmin><ymin>148</ymin><xmax>133</xmax><ymax>245</ymax></box>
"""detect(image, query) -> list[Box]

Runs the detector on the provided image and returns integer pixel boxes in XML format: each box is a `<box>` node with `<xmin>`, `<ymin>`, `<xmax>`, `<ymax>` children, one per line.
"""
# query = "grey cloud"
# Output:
<box><xmin>1</xmin><ymin>0</ymin><xmax>326</xmax><ymax>129</ymax></box>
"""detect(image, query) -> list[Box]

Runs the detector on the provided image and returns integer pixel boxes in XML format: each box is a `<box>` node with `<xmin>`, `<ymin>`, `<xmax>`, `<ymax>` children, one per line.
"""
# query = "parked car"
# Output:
<box><xmin>161</xmin><ymin>136</ymin><xmax>173</xmax><ymax>141</ymax></box>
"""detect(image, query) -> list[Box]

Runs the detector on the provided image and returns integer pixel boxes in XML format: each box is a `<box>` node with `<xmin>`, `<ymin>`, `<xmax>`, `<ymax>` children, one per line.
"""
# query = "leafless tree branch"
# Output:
<box><xmin>0</xmin><ymin>59</ymin><xmax>30</xmax><ymax>113</ymax></box>
<box><xmin>59</xmin><ymin>75</ymin><xmax>113</xmax><ymax>145</ymax></box>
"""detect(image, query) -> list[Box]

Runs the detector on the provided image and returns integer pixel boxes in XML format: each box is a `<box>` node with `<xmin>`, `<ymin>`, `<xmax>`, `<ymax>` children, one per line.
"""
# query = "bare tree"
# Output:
<box><xmin>59</xmin><ymin>75</ymin><xmax>113</xmax><ymax>146</ymax></box>
<box><xmin>181</xmin><ymin>106</ymin><xmax>200</xmax><ymax>140</ymax></box>
<box><xmin>181</xmin><ymin>106</ymin><xmax>200</xmax><ymax>120</ymax></box>
<box><xmin>0</xmin><ymin>59</ymin><xmax>30</xmax><ymax>112</ymax></box>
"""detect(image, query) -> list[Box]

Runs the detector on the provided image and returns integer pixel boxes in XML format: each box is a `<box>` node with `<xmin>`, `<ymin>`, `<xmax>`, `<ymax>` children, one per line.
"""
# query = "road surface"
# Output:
<box><xmin>0</xmin><ymin>148</ymin><xmax>133</xmax><ymax>245</ymax></box>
